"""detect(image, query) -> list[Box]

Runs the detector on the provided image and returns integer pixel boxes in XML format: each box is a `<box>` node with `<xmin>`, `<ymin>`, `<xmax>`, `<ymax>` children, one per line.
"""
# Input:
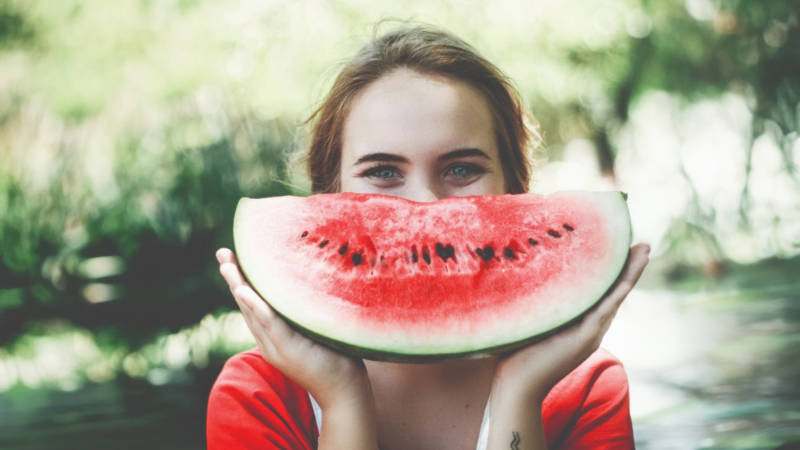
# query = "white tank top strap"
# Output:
<box><xmin>308</xmin><ymin>392</ymin><xmax>323</xmax><ymax>433</ymax></box>
<box><xmin>307</xmin><ymin>393</ymin><xmax>491</xmax><ymax>450</ymax></box>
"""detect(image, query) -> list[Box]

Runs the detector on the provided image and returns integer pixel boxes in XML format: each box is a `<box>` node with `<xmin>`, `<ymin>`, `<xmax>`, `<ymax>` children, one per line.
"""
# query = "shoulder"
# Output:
<box><xmin>542</xmin><ymin>348</ymin><xmax>634</xmax><ymax>449</ymax></box>
<box><xmin>545</xmin><ymin>347</ymin><xmax>630</xmax><ymax>408</ymax></box>
<box><xmin>211</xmin><ymin>348</ymin><xmax>302</xmax><ymax>397</ymax></box>
<box><xmin>206</xmin><ymin>349</ymin><xmax>318</xmax><ymax>450</ymax></box>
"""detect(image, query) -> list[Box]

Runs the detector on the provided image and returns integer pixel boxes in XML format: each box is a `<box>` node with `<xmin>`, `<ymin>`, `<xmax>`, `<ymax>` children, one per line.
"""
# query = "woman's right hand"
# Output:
<box><xmin>216</xmin><ymin>248</ymin><xmax>373</xmax><ymax>412</ymax></box>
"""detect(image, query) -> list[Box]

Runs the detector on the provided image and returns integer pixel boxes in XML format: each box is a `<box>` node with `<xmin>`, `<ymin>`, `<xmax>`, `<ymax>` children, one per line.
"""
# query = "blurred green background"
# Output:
<box><xmin>0</xmin><ymin>0</ymin><xmax>798</xmax><ymax>448</ymax></box>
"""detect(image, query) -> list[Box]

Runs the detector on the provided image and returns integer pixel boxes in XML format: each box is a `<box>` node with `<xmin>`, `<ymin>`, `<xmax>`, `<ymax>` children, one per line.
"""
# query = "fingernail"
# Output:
<box><xmin>215</xmin><ymin>249</ymin><xmax>223</xmax><ymax>263</ymax></box>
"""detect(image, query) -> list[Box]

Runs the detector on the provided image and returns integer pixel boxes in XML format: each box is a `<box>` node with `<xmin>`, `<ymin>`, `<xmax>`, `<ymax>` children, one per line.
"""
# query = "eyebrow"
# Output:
<box><xmin>353</xmin><ymin>148</ymin><xmax>491</xmax><ymax>166</ymax></box>
<box><xmin>439</xmin><ymin>148</ymin><xmax>491</xmax><ymax>161</ymax></box>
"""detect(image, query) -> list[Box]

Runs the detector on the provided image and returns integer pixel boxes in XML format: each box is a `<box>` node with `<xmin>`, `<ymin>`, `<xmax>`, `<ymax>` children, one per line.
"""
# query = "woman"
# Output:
<box><xmin>208</xmin><ymin>25</ymin><xmax>650</xmax><ymax>450</ymax></box>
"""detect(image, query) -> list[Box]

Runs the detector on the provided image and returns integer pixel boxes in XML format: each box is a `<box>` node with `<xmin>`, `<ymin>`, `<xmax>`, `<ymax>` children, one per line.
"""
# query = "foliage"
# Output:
<box><xmin>0</xmin><ymin>101</ymin><xmax>296</xmax><ymax>346</ymax></box>
<box><xmin>561</xmin><ymin>0</ymin><xmax>800</xmax><ymax>213</ymax></box>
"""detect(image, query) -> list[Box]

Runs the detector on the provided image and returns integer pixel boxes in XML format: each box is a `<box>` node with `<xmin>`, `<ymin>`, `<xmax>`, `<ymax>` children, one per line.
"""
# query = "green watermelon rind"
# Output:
<box><xmin>233</xmin><ymin>191</ymin><xmax>632</xmax><ymax>363</ymax></box>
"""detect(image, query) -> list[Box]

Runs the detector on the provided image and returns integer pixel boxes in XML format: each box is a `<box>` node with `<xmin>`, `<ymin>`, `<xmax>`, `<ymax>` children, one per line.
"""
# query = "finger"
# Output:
<box><xmin>603</xmin><ymin>244</ymin><xmax>649</xmax><ymax>303</ymax></box>
<box><xmin>234</xmin><ymin>285</ymin><xmax>293</xmax><ymax>343</ymax></box>
<box><xmin>611</xmin><ymin>244</ymin><xmax>650</xmax><ymax>302</ymax></box>
<box><xmin>232</xmin><ymin>292</ymin><xmax>260</xmax><ymax>335</ymax></box>
<box><xmin>582</xmin><ymin>244</ymin><xmax>650</xmax><ymax>337</ymax></box>
<box><xmin>216</xmin><ymin>248</ymin><xmax>236</xmax><ymax>264</ymax></box>
<box><xmin>581</xmin><ymin>244</ymin><xmax>650</xmax><ymax>335</ymax></box>
<box><xmin>232</xmin><ymin>289</ymin><xmax>280</xmax><ymax>357</ymax></box>
<box><xmin>220</xmin><ymin>262</ymin><xmax>247</xmax><ymax>292</ymax></box>
<box><xmin>606</xmin><ymin>243</ymin><xmax>648</xmax><ymax>292</ymax></box>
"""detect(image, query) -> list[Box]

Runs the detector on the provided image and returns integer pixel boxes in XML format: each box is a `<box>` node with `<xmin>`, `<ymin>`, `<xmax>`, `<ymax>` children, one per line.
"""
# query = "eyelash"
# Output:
<box><xmin>445</xmin><ymin>163</ymin><xmax>486</xmax><ymax>179</ymax></box>
<box><xmin>359</xmin><ymin>163</ymin><xmax>487</xmax><ymax>181</ymax></box>
<box><xmin>361</xmin><ymin>165</ymin><xmax>402</xmax><ymax>180</ymax></box>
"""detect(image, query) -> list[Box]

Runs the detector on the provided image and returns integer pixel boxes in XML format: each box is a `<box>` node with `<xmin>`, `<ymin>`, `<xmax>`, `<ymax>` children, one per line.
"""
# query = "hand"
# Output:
<box><xmin>490</xmin><ymin>243</ymin><xmax>651</xmax><ymax>404</ymax></box>
<box><xmin>216</xmin><ymin>248</ymin><xmax>372</xmax><ymax>410</ymax></box>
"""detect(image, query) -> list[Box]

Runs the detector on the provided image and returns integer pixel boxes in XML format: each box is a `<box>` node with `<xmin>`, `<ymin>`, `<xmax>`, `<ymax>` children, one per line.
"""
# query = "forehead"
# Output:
<box><xmin>341</xmin><ymin>68</ymin><xmax>497</xmax><ymax>161</ymax></box>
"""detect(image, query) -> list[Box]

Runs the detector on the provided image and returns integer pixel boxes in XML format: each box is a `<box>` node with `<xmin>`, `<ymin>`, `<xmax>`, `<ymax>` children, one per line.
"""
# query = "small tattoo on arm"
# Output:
<box><xmin>510</xmin><ymin>431</ymin><xmax>521</xmax><ymax>449</ymax></box>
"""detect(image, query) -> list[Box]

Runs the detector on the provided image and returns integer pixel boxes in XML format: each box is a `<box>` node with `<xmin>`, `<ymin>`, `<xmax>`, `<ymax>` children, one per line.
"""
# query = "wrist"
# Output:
<box><xmin>490</xmin><ymin>369</ymin><xmax>550</xmax><ymax>406</ymax></box>
<box><xmin>315</xmin><ymin>370</ymin><xmax>373</xmax><ymax>411</ymax></box>
<box><xmin>486</xmin><ymin>391</ymin><xmax>547</xmax><ymax>450</ymax></box>
<box><xmin>489</xmin><ymin>383</ymin><xmax>545</xmax><ymax>414</ymax></box>
<box><xmin>317</xmin><ymin>378</ymin><xmax>378</xmax><ymax>450</ymax></box>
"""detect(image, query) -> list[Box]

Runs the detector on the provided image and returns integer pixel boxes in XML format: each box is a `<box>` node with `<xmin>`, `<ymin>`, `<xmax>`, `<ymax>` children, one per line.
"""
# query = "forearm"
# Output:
<box><xmin>485</xmin><ymin>390</ymin><xmax>548</xmax><ymax>450</ymax></box>
<box><xmin>317</xmin><ymin>387</ymin><xmax>379</xmax><ymax>450</ymax></box>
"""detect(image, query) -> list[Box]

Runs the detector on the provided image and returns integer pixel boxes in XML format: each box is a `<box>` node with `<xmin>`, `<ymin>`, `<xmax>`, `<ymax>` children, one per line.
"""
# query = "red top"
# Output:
<box><xmin>206</xmin><ymin>348</ymin><xmax>634</xmax><ymax>449</ymax></box>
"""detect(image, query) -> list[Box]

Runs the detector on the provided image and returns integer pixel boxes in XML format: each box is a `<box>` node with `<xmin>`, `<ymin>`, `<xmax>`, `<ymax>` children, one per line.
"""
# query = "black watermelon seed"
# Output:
<box><xmin>476</xmin><ymin>246</ymin><xmax>494</xmax><ymax>262</ymax></box>
<box><xmin>547</xmin><ymin>230</ymin><xmax>561</xmax><ymax>238</ymax></box>
<box><xmin>411</xmin><ymin>246</ymin><xmax>419</xmax><ymax>263</ymax></box>
<box><xmin>318</xmin><ymin>240</ymin><xmax>329</xmax><ymax>248</ymax></box>
<box><xmin>301</xmin><ymin>231</ymin><xmax>308</xmax><ymax>238</ymax></box>
<box><xmin>435</xmin><ymin>242</ymin><xmax>455</xmax><ymax>262</ymax></box>
<box><xmin>504</xmin><ymin>247</ymin><xmax>515</xmax><ymax>259</ymax></box>
<box><xmin>563</xmin><ymin>224</ymin><xmax>574</xmax><ymax>232</ymax></box>
<box><xmin>338</xmin><ymin>243</ymin><xmax>348</xmax><ymax>255</ymax></box>
<box><xmin>528</xmin><ymin>238</ymin><xmax>538</xmax><ymax>246</ymax></box>
<box><xmin>352</xmin><ymin>253</ymin><xmax>362</xmax><ymax>266</ymax></box>
<box><xmin>422</xmin><ymin>248</ymin><xmax>431</xmax><ymax>265</ymax></box>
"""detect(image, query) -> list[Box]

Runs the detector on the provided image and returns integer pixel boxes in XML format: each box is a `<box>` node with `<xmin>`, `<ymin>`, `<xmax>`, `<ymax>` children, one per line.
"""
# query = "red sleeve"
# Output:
<box><xmin>542</xmin><ymin>348</ymin><xmax>634</xmax><ymax>450</ymax></box>
<box><xmin>206</xmin><ymin>349</ymin><xmax>319</xmax><ymax>450</ymax></box>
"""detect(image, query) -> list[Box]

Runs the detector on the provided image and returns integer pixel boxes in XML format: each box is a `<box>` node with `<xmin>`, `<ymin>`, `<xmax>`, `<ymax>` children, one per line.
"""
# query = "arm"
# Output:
<box><xmin>216</xmin><ymin>248</ymin><xmax>379</xmax><ymax>450</ymax></box>
<box><xmin>485</xmin><ymin>391</ymin><xmax>548</xmax><ymax>450</ymax></box>
<box><xmin>317</xmin><ymin>386</ymin><xmax>379</xmax><ymax>450</ymax></box>
<box><xmin>486</xmin><ymin>244</ymin><xmax>649</xmax><ymax>450</ymax></box>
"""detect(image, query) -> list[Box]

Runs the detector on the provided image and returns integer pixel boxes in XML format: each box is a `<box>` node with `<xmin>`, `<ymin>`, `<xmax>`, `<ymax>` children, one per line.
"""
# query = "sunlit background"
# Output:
<box><xmin>1</xmin><ymin>0</ymin><xmax>798</xmax><ymax>448</ymax></box>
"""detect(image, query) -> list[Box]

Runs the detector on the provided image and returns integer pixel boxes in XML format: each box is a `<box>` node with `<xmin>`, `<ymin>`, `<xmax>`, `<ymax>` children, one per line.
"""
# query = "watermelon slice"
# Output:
<box><xmin>233</xmin><ymin>191</ymin><xmax>631</xmax><ymax>361</ymax></box>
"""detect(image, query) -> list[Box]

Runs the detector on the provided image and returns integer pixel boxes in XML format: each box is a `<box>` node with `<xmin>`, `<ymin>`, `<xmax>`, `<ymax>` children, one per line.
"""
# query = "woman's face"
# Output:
<box><xmin>340</xmin><ymin>68</ymin><xmax>506</xmax><ymax>201</ymax></box>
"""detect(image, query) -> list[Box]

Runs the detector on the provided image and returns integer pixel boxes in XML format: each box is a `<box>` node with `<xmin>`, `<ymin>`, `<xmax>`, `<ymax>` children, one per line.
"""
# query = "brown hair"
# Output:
<box><xmin>305</xmin><ymin>25</ymin><xmax>539</xmax><ymax>194</ymax></box>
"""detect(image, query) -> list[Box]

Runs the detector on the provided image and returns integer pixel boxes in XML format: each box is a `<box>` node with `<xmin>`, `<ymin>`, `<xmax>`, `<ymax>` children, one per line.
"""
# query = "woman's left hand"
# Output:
<box><xmin>490</xmin><ymin>243</ymin><xmax>650</xmax><ymax>404</ymax></box>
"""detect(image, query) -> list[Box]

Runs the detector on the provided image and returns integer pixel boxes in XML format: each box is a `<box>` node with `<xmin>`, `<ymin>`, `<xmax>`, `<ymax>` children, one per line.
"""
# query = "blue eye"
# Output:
<box><xmin>445</xmin><ymin>163</ymin><xmax>485</xmax><ymax>179</ymax></box>
<box><xmin>363</xmin><ymin>165</ymin><xmax>402</xmax><ymax>180</ymax></box>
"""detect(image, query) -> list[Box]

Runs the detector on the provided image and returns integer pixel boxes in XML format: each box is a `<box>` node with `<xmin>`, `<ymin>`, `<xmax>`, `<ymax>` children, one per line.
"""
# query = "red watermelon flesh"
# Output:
<box><xmin>233</xmin><ymin>191</ymin><xmax>631</xmax><ymax>361</ymax></box>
